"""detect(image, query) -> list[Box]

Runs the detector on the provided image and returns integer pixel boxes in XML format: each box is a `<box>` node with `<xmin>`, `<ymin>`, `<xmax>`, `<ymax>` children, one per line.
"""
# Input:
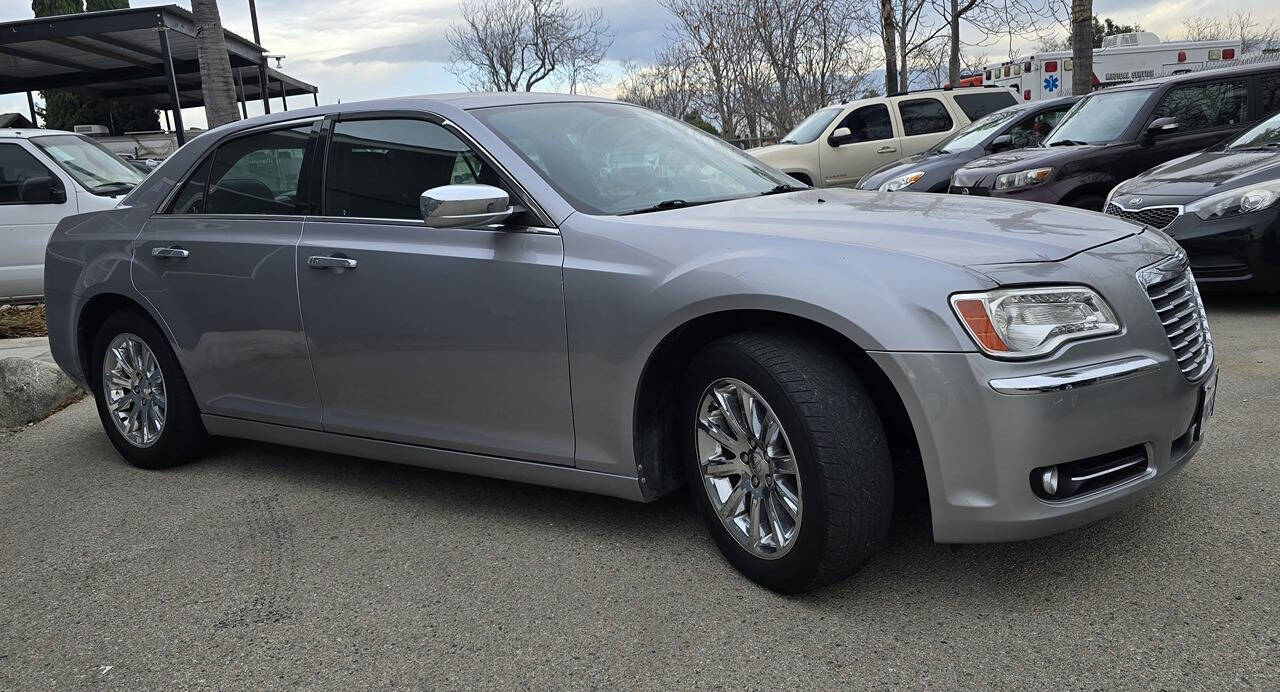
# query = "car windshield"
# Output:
<box><xmin>1227</xmin><ymin>111</ymin><xmax>1280</xmax><ymax>149</ymax></box>
<box><xmin>472</xmin><ymin>102</ymin><xmax>801</xmax><ymax>216</ymax></box>
<box><xmin>934</xmin><ymin>107</ymin><xmax>1024</xmax><ymax>153</ymax></box>
<box><xmin>1043</xmin><ymin>88</ymin><xmax>1154</xmax><ymax>145</ymax></box>
<box><xmin>31</xmin><ymin>134</ymin><xmax>143</xmax><ymax>195</ymax></box>
<box><xmin>778</xmin><ymin>106</ymin><xmax>842</xmax><ymax>144</ymax></box>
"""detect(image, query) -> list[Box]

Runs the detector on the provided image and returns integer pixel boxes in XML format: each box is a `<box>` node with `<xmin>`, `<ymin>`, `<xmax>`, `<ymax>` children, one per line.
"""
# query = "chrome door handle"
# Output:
<box><xmin>307</xmin><ymin>255</ymin><xmax>357</xmax><ymax>269</ymax></box>
<box><xmin>877</xmin><ymin>146</ymin><xmax>898</xmax><ymax>154</ymax></box>
<box><xmin>151</xmin><ymin>246</ymin><xmax>190</xmax><ymax>259</ymax></box>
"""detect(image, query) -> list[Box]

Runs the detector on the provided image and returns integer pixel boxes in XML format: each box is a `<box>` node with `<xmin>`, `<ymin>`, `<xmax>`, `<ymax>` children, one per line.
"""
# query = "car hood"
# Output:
<box><xmin>617</xmin><ymin>188</ymin><xmax>1138</xmax><ymax>266</ymax></box>
<box><xmin>951</xmin><ymin>145</ymin><xmax>1104</xmax><ymax>186</ymax></box>
<box><xmin>1115</xmin><ymin>149</ymin><xmax>1280</xmax><ymax>199</ymax></box>
<box><xmin>857</xmin><ymin>150</ymin><xmax>962</xmax><ymax>190</ymax></box>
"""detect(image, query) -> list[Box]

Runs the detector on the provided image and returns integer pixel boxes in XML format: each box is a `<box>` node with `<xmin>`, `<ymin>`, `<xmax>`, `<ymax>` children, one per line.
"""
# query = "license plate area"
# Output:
<box><xmin>1193</xmin><ymin>370</ymin><xmax>1218</xmax><ymax>442</ymax></box>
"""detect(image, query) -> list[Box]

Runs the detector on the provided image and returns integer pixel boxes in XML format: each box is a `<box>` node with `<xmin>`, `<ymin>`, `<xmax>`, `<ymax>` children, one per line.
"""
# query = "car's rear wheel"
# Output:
<box><xmin>91</xmin><ymin>310</ymin><xmax>207</xmax><ymax>469</ymax></box>
<box><xmin>679</xmin><ymin>331</ymin><xmax>893</xmax><ymax>593</ymax></box>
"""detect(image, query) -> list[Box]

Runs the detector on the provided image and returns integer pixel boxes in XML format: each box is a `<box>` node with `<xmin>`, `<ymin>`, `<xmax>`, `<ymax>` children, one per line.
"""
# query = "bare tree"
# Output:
<box><xmin>874</xmin><ymin>0</ymin><xmax>946</xmax><ymax>93</ymax></box>
<box><xmin>879</xmin><ymin>0</ymin><xmax>899</xmax><ymax>94</ymax></box>
<box><xmin>446</xmin><ymin>0</ymin><xmax>614</xmax><ymax>92</ymax></box>
<box><xmin>1070</xmin><ymin>0</ymin><xmax>1092</xmax><ymax>95</ymax></box>
<box><xmin>1181</xmin><ymin>13</ymin><xmax>1280</xmax><ymax>53</ymax></box>
<box><xmin>661</xmin><ymin>0</ymin><xmax>754</xmax><ymax>138</ymax></box>
<box><xmin>190</xmin><ymin>0</ymin><xmax>240</xmax><ymax>128</ymax></box>
<box><xmin>616</xmin><ymin>48</ymin><xmax>700</xmax><ymax>119</ymax></box>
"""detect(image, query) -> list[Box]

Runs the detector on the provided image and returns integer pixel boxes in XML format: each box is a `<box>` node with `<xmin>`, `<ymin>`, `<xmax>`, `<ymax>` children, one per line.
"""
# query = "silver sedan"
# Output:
<box><xmin>43</xmin><ymin>93</ymin><xmax>1216</xmax><ymax>592</ymax></box>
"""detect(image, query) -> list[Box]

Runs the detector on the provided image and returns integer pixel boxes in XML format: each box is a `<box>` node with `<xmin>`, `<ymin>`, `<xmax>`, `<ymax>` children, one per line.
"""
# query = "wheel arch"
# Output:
<box><xmin>632</xmin><ymin>309</ymin><xmax>924</xmax><ymax>503</ymax></box>
<box><xmin>75</xmin><ymin>292</ymin><xmax>169</xmax><ymax>393</ymax></box>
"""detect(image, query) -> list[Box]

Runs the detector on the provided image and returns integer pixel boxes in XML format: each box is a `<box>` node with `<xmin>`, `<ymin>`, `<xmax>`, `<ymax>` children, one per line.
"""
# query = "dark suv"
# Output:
<box><xmin>950</xmin><ymin>61</ymin><xmax>1280</xmax><ymax>210</ymax></box>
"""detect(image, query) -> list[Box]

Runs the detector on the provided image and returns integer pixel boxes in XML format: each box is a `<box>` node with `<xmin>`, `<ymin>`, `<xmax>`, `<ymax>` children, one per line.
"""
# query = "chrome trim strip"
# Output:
<box><xmin>988</xmin><ymin>356</ymin><xmax>1160</xmax><ymax>395</ymax></box>
<box><xmin>1069</xmin><ymin>458</ymin><xmax>1146</xmax><ymax>483</ymax></box>
<box><xmin>1107</xmin><ymin>202</ymin><xmax>1183</xmax><ymax>214</ymax></box>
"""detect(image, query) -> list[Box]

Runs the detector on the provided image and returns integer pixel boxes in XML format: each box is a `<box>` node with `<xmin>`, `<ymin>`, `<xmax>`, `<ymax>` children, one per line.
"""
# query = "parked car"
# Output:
<box><xmin>748</xmin><ymin>86</ymin><xmax>1018</xmax><ymax>187</ymax></box>
<box><xmin>1104</xmin><ymin>109</ymin><xmax>1280</xmax><ymax>291</ymax></box>
<box><xmin>950</xmin><ymin>61</ymin><xmax>1280</xmax><ymax>209</ymax></box>
<box><xmin>45</xmin><ymin>94</ymin><xmax>1216</xmax><ymax>593</ymax></box>
<box><xmin>1</xmin><ymin>128</ymin><xmax>143</xmax><ymax>303</ymax></box>
<box><xmin>856</xmin><ymin>96</ymin><xmax>1079</xmax><ymax>193</ymax></box>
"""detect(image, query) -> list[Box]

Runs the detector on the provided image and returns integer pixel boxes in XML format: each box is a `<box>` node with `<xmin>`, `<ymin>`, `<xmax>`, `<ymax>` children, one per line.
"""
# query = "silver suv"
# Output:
<box><xmin>44</xmin><ymin>94</ymin><xmax>1216</xmax><ymax>592</ymax></box>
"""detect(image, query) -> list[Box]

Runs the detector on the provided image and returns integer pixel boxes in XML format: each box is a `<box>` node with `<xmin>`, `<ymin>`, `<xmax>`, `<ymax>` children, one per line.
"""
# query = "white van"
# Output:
<box><xmin>748</xmin><ymin>87</ymin><xmax>1019</xmax><ymax>188</ymax></box>
<box><xmin>1</xmin><ymin>129</ymin><xmax>143</xmax><ymax>303</ymax></box>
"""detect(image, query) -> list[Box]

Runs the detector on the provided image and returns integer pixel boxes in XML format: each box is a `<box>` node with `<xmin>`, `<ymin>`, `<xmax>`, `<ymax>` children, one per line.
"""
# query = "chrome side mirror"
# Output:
<box><xmin>1146</xmin><ymin>117</ymin><xmax>1179</xmax><ymax>136</ymax></box>
<box><xmin>829</xmin><ymin>126</ymin><xmax>853</xmax><ymax>146</ymax></box>
<box><xmin>419</xmin><ymin>184</ymin><xmax>513</xmax><ymax>228</ymax></box>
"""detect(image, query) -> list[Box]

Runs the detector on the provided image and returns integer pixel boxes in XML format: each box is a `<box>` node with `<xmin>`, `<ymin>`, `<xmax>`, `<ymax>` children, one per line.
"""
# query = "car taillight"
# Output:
<box><xmin>1024</xmin><ymin>89</ymin><xmax>1031</xmax><ymax>100</ymax></box>
<box><xmin>1223</xmin><ymin>48</ymin><xmax>1235</xmax><ymax>59</ymax></box>
<box><xmin>1178</xmin><ymin>50</ymin><xmax>1187</xmax><ymax>62</ymax></box>
<box><xmin>1024</xmin><ymin>61</ymin><xmax>1033</xmax><ymax>72</ymax></box>
<box><xmin>1044</xmin><ymin>61</ymin><xmax>1057</xmax><ymax>72</ymax></box>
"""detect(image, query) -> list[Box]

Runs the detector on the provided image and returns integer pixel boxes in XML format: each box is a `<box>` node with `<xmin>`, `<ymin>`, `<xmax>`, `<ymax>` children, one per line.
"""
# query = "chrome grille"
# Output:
<box><xmin>1138</xmin><ymin>254</ymin><xmax>1213</xmax><ymax>380</ymax></box>
<box><xmin>1104</xmin><ymin>203</ymin><xmax>1181</xmax><ymax>230</ymax></box>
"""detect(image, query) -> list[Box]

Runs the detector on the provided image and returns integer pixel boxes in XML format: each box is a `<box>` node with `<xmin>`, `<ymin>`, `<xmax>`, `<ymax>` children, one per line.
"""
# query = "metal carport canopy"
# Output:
<box><xmin>0</xmin><ymin>4</ymin><xmax>318</xmax><ymax>143</ymax></box>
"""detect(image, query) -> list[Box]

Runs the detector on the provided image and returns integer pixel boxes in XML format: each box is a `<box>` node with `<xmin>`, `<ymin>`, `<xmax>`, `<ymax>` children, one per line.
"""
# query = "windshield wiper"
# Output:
<box><xmin>778</xmin><ymin>139</ymin><xmax>798</xmax><ymax>144</ymax></box>
<box><xmin>1229</xmin><ymin>142</ymin><xmax>1280</xmax><ymax>151</ymax></box>
<box><xmin>91</xmin><ymin>182</ymin><xmax>136</xmax><ymax>194</ymax></box>
<box><xmin>759</xmin><ymin>183</ymin><xmax>807</xmax><ymax>196</ymax></box>
<box><xmin>1048</xmin><ymin>139</ymin><xmax>1089</xmax><ymax>146</ymax></box>
<box><xmin>620</xmin><ymin>198</ymin><xmax>735</xmax><ymax>215</ymax></box>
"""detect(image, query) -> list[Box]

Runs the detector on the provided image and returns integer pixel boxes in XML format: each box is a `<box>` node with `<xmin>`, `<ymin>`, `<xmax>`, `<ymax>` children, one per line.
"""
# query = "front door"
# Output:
<box><xmin>133</xmin><ymin>122</ymin><xmax>323</xmax><ymax>429</ymax></box>
<box><xmin>0</xmin><ymin>142</ymin><xmax>74</xmax><ymax>301</ymax></box>
<box><xmin>297</xmin><ymin>117</ymin><xmax>575</xmax><ymax>465</ymax></box>
<box><xmin>820</xmin><ymin>104</ymin><xmax>901</xmax><ymax>187</ymax></box>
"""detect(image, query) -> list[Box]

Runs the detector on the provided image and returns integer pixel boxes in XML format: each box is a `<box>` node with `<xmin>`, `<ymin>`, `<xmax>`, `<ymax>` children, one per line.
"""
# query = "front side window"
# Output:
<box><xmin>324</xmin><ymin>119</ymin><xmax>503</xmax><ymax>220</ymax></box>
<box><xmin>838</xmin><ymin>105</ymin><xmax>894</xmax><ymax>143</ymax></box>
<box><xmin>0</xmin><ymin>143</ymin><xmax>56</xmax><ymax>205</ymax></box>
<box><xmin>193</xmin><ymin>125</ymin><xmax>311</xmax><ymax>215</ymax></box>
<box><xmin>898</xmin><ymin>98</ymin><xmax>953</xmax><ymax>136</ymax></box>
<box><xmin>953</xmin><ymin>91</ymin><xmax>1019</xmax><ymax>120</ymax></box>
<box><xmin>30</xmin><ymin>134</ymin><xmax>142</xmax><ymax>196</ymax></box>
<box><xmin>1151</xmin><ymin>79</ymin><xmax>1248</xmax><ymax>133</ymax></box>
<box><xmin>1045</xmin><ymin>88</ymin><xmax>1154</xmax><ymax>145</ymax></box>
<box><xmin>1007</xmin><ymin>105</ymin><xmax>1071</xmax><ymax>148</ymax></box>
<box><xmin>473</xmin><ymin>102</ymin><xmax>798</xmax><ymax>216</ymax></box>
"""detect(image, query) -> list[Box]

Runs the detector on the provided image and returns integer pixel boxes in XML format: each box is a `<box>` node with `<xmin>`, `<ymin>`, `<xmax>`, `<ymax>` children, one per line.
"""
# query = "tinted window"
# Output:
<box><xmin>838</xmin><ymin>105</ymin><xmax>894</xmax><ymax>143</ymax></box>
<box><xmin>167</xmin><ymin>157</ymin><xmax>214</xmax><ymax>214</ymax></box>
<box><xmin>898</xmin><ymin>98</ymin><xmax>953</xmax><ymax>136</ymax></box>
<box><xmin>324</xmin><ymin>119</ymin><xmax>502</xmax><ymax>220</ymax></box>
<box><xmin>953</xmin><ymin>91</ymin><xmax>1018</xmax><ymax>120</ymax></box>
<box><xmin>203</xmin><ymin>125</ymin><xmax>310</xmax><ymax>215</ymax></box>
<box><xmin>0</xmin><ymin>143</ymin><xmax>55</xmax><ymax>204</ymax></box>
<box><xmin>1151</xmin><ymin>79</ymin><xmax>1248</xmax><ymax>133</ymax></box>
<box><xmin>1260</xmin><ymin>73</ymin><xmax>1280</xmax><ymax>118</ymax></box>
<box><xmin>1007</xmin><ymin>105</ymin><xmax>1071</xmax><ymax>148</ymax></box>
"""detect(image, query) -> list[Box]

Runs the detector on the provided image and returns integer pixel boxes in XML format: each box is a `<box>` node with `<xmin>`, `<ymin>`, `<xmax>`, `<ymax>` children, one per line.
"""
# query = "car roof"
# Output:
<box><xmin>391</xmin><ymin>92</ymin><xmax>617</xmax><ymax>110</ymax></box>
<box><xmin>0</xmin><ymin>128</ymin><xmax>77</xmax><ymax>139</ymax></box>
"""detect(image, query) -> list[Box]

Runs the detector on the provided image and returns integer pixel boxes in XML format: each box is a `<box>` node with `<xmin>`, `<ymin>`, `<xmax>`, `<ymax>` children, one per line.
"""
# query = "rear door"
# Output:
<box><xmin>819</xmin><ymin>104</ymin><xmax>901</xmax><ymax>187</ymax></box>
<box><xmin>896</xmin><ymin>97</ymin><xmax>958</xmax><ymax>156</ymax></box>
<box><xmin>296</xmin><ymin>115</ymin><xmax>575</xmax><ymax>464</ymax></box>
<box><xmin>0</xmin><ymin>141</ymin><xmax>74</xmax><ymax>301</ymax></box>
<box><xmin>133</xmin><ymin>120</ymin><xmax>324</xmax><ymax>429</ymax></box>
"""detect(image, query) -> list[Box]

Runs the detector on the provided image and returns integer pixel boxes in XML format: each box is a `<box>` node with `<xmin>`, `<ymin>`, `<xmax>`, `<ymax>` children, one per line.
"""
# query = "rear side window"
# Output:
<box><xmin>0</xmin><ymin>143</ymin><xmax>55</xmax><ymax>205</ymax></box>
<box><xmin>323</xmin><ymin>119</ymin><xmax>503</xmax><ymax>220</ymax></box>
<box><xmin>898</xmin><ymin>98</ymin><xmax>953</xmax><ymax>136</ymax></box>
<box><xmin>1261</xmin><ymin>73</ymin><xmax>1280</xmax><ymax>118</ymax></box>
<box><xmin>953</xmin><ymin>91</ymin><xmax>1019</xmax><ymax>120</ymax></box>
<box><xmin>1151</xmin><ymin>79</ymin><xmax>1249</xmax><ymax>133</ymax></box>
<box><xmin>837</xmin><ymin>105</ymin><xmax>894</xmax><ymax>143</ymax></box>
<box><xmin>195</xmin><ymin>125</ymin><xmax>311</xmax><ymax>215</ymax></box>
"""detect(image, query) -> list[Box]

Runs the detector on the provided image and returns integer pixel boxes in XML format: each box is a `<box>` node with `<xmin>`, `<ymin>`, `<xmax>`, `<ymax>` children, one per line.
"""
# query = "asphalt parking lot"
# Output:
<box><xmin>1</xmin><ymin>294</ymin><xmax>1277</xmax><ymax>690</ymax></box>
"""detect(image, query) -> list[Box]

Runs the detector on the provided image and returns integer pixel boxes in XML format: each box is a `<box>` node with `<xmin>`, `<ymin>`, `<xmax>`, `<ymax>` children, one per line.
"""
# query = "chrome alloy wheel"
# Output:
<box><xmin>695</xmin><ymin>378</ymin><xmax>803</xmax><ymax>559</ymax></box>
<box><xmin>102</xmin><ymin>333</ymin><xmax>167</xmax><ymax>448</ymax></box>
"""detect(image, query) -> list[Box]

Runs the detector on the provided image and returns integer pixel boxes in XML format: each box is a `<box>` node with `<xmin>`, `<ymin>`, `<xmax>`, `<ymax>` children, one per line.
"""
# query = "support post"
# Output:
<box><xmin>157</xmin><ymin>28</ymin><xmax>185</xmax><ymax>145</ymax></box>
<box><xmin>26</xmin><ymin>91</ymin><xmax>38</xmax><ymax>127</ymax></box>
<box><xmin>248</xmin><ymin>0</ymin><xmax>270</xmax><ymax>115</ymax></box>
<box><xmin>313</xmin><ymin>92</ymin><xmax>319</xmax><ymax>107</ymax></box>
<box><xmin>234</xmin><ymin>67</ymin><xmax>248</xmax><ymax>118</ymax></box>
<box><xmin>280</xmin><ymin>79</ymin><xmax>288</xmax><ymax>111</ymax></box>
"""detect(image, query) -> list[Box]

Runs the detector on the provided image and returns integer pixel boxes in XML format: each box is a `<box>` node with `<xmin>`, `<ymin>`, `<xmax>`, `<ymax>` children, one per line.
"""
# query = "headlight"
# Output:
<box><xmin>1186</xmin><ymin>180</ymin><xmax>1280</xmax><ymax>220</ymax></box>
<box><xmin>994</xmin><ymin>167</ymin><xmax>1053</xmax><ymax>190</ymax></box>
<box><xmin>951</xmin><ymin>286</ymin><xmax>1120</xmax><ymax>358</ymax></box>
<box><xmin>879</xmin><ymin>171</ymin><xmax>925</xmax><ymax>192</ymax></box>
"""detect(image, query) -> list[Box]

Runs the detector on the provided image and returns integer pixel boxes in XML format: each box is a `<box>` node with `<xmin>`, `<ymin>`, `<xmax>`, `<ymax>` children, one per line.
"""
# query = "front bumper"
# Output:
<box><xmin>870</xmin><ymin>346</ymin><xmax>1214</xmax><ymax>543</ymax></box>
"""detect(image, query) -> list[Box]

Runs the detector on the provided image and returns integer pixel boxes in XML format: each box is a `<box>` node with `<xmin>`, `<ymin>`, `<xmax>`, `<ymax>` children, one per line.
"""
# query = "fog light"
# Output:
<box><xmin>1041</xmin><ymin>467</ymin><xmax>1059</xmax><ymax>496</ymax></box>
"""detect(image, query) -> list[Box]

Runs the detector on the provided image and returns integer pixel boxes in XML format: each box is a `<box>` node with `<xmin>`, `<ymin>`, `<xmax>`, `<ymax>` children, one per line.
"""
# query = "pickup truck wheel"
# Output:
<box><xmin>91</xmin><ymin>311</ymin><xmax>207</xmax><ymax>469</ymax></box>
<box><xmin>680</xmin><ymin>331</ymin><xmax>893</xmax><ymax>593</ymax></box>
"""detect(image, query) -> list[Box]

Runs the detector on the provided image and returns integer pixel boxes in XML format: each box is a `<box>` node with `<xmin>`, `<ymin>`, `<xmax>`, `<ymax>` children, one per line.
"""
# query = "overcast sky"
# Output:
<box><xmin>2</xmin><ymin>0</ymin><xmax>1277</xmax><ymax>129</ymax></box>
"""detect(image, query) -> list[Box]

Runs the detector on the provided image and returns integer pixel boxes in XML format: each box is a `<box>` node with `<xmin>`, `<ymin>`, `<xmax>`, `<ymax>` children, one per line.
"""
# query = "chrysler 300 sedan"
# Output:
<box><xmin>44</xmin><ymin>93</ymin><xmax>1217</xmax><ymax>593</ymax></box>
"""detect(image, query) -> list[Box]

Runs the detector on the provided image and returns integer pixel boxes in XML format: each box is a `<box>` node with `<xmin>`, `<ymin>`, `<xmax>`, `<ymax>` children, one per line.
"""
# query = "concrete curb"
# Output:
<box><xmin>0</xmin><ymin>357</ymin><xmax>85</xmax><ymax>430</ymax></box>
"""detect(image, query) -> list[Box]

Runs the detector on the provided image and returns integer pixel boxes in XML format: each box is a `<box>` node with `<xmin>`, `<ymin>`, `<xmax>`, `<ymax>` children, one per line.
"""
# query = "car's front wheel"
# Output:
<box><xmin>91</xmin><ymin>310</ymin><xmax>208</xmax><ymax>469</ymax></box>
<box><xmin>680</xmin><ymin>331</ymin><xmax>893</xmax><ymax>593</ymax></box>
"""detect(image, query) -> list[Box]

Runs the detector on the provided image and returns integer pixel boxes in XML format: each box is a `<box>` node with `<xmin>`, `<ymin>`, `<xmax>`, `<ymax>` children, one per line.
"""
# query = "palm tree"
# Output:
<box><xmin>1070</xmin><ymin>0</ymin><xmax>1092</xmax><ymax>96</ymax></box>
<box><xmin>191</xmin><ymin>0</ymin><xmax>241</xmax><ymax>128</ymax></box>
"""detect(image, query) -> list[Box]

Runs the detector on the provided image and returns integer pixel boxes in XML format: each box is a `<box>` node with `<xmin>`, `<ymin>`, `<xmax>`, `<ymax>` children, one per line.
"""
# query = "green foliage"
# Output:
<box><xmin>683</xmin><ymin>112</ymin><xmax>719</xmax><ymax>135</ymax></box>
<box><xmin>32</xmin><ymin>0</ymin><xmax>159</xmax><ymax>135</ymax></box>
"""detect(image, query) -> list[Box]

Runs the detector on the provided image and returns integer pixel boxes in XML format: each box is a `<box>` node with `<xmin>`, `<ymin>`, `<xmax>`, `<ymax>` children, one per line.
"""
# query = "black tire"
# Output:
<box><xmin>1067</xmin><ymin>195</ymin><xmax>1105</xmax><ymax>211</ymax></box>
<box><xmin>679</xmin><ymin>331</ymin><xmax>893</xmax><ymax>593</ymax></box>
<box><xmin>90</xmin><ymin>310</ymin><xmax>208</xmax><ymax>469</ymax></box>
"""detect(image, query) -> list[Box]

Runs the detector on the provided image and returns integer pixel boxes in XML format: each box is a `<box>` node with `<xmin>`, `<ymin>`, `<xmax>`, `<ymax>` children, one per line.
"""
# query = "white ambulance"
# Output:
<box><xmin>983</xmin><ymin>32</ymin><xmax>1242</xmax><ymax>102</ymax></box>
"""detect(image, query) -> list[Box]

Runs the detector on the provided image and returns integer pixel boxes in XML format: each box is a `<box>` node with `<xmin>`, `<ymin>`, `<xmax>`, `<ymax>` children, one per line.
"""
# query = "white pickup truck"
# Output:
<box><xmin>1</xmin><ymin>128</ymin><xmax>143</xmax><ymax>303</ymax></box>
